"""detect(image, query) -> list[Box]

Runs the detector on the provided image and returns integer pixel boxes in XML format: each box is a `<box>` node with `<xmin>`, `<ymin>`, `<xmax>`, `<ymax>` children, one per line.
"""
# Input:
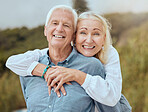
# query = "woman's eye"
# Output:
<box><xmin>80</xmin><ymin>32</ymin><xmax>86</xmax><ymax>35</ymax></box>
<box><xmin>94</xmin><ymin>33</ymin><xmax>100</xmax><ymax>35</ymax></box>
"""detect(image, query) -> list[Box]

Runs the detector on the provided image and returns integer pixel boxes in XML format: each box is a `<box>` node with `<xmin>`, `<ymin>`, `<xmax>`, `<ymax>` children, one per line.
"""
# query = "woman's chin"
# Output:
<box><xmin>82</xmin><ymin>52</ymin><xmax>95</xmax><ymax>57</ymax></box>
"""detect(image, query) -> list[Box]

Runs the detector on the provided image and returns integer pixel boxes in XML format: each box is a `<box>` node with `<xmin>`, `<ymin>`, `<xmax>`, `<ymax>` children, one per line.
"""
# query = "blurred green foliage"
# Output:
<box><xmin>0</xmin><ymin>12</ymin><xmax>148</xmax><ymax>112</ymax></box>
<box><xmin>117</xmin><ymin>20</ymin><xmax>148</xmax><ymax>112</ymax></box>
<box><xmin>72</xmin><ymin>0</ymin><xmax>89</xmax><ymax>15</ymax></box>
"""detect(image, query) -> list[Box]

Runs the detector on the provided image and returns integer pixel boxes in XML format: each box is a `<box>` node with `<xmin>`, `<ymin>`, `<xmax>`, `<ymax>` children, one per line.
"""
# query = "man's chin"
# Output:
<box><xmin>50</xmin><ymin>43</ymin><xmax>64</xmax><ymax>48</ymax></box>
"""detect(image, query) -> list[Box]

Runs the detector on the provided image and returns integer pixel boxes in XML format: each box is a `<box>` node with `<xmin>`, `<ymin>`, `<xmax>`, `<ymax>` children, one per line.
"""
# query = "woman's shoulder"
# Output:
<box><xmin>106</xmin><ymin>45</ymin><xmax>120</xmax><ymax>64</ymax></box>
<box><xmin>108</xmin><ymin>45</ymin><xmax>119</xmax><ymax>56</ymax></box>
<box><xmin>108</xmin><ymin>45</ymin><xmax>118</xmax><ymax>54</ymax></box>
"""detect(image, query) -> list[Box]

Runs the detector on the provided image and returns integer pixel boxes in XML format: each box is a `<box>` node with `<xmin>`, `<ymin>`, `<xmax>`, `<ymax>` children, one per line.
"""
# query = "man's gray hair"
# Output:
<box><xmin>45</xmin><ymin>5</ymin><xmax>78</xmax><ymax>32</ymax></box>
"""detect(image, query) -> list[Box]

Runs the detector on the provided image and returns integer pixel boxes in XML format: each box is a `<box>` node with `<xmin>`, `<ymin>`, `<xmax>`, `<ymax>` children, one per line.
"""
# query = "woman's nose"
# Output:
<box><xmin>85</xmin><ymin>34</ymin><xmax>93</xmax><ymax>43</ymax></box>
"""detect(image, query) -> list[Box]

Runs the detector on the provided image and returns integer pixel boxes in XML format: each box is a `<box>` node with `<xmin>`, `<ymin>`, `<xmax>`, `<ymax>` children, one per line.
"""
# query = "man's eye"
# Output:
<box><xmin>80</xmin><ymin>32</ymin><xmax>86</xmax><ymax>35</ymax></box>
<box><xmin>64</xmin><ymin>24</ymin><xmax>70</xmax><ymax>27</ymax></box>
<box><xmin>53</xmin><ymin>22</ymin><xmax>58</xmax><ymax>25</ymax></box>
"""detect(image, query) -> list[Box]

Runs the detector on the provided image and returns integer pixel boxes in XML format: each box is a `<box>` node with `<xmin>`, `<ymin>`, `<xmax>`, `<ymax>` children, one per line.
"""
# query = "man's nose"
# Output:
<box><xmin>85</xmin><ymin>34</ymin><xmax>93</xmax><ymax>43</ymax></box>
<box><xmin>56</xmin><ymin>23</ymin><xmax>64</xmax><ymax>32</ymax></box>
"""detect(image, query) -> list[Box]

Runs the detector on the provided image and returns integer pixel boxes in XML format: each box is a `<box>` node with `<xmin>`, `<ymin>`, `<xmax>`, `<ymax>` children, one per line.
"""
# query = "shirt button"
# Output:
<box><xmin>51</xmin><ymin>88</ymin><xmax>54</xmax><ymax>91</ymax></box>
<box><xmin>66</xmin><ymin>63</ymin><xmax>68</xmax><ymax>65</ymax></box>
<box><xmin>48</xmin><ymin>105</ymin><xmax>51</xmax><ymax>108</ymax></box>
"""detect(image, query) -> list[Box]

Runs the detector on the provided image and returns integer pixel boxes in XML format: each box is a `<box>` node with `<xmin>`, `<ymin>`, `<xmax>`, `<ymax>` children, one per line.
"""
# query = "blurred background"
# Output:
<box><xmin>0</xmin><ymin>0</ymin><xmax>148</xmax><ymax>112</ymax></box>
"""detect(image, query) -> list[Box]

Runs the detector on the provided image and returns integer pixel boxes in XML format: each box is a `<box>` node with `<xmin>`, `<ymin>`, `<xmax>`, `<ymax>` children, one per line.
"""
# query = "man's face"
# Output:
<box><xmin>44</xmin><ymin>9</ymin><xmax>75</xmax><ymax>49</ymax></box>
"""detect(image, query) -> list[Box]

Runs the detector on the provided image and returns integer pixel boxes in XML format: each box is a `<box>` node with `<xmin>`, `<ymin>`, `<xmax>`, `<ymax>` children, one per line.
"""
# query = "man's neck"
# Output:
<box><xmin>48</xmin><ymin>46</ymin><xmax>72</xmax><ymax>65</ymax></box>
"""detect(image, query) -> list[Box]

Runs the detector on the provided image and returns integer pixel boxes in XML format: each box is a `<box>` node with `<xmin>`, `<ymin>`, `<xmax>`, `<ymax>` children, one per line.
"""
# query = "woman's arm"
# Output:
<box><xmin>81</xmin><ymin>45</ymin><xmax>122</xmax><ymax>106</ymax></box>
<box><xmin>6</xmin><ymin>46</ymin><xmax>122</xmax><ymax>106</ymax></box>
<box><xmin>6</xmin><ymin>49</ymin><xmax>69</xmax><ymax>97</ymax></box>
<box><xmin>47</xmin><ymin>46</ymin><xmax>122</xmax><ymax>106</ymax></box>
<box><xmin>6</xmin><ymin>48</ymin><xmax>48</xmax><ymax>76</ymax></box>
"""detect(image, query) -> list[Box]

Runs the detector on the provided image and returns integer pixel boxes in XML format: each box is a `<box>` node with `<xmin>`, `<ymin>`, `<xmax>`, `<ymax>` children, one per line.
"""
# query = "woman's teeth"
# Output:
<box><xmin>82</xmin><ymin>45</ymin><xmax>95</xmax><ymax>49</ymax></box>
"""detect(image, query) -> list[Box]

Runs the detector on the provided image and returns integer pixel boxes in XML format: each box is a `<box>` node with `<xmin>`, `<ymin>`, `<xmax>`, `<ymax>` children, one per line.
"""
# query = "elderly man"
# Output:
<box><xmin>6</xmin><ymin>5</ymin><xmax>130</xmax><ymax>112</ymax></box>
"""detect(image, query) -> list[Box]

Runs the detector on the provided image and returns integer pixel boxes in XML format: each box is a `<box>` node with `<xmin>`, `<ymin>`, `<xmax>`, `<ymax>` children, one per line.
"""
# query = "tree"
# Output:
<box><xmin>72</xmin><ymin>0</ymin><xmax>89</xmax><ymax>15</ymax></box>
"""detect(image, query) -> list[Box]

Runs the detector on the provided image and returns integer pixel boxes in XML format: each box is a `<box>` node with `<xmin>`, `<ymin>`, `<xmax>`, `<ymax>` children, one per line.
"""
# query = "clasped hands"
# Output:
<box><xmin>44</xmin><ymin>66</ymin><xmax>77</xmax><ymax>97</ymax></box>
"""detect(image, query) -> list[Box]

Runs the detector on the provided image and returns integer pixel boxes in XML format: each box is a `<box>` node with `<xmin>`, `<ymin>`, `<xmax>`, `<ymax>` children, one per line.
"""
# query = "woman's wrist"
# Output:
<box><xmin>32</xmin><ymin>63</ymin><xmax>47</xmax><ymax>76</ymax></box>
<box><xmin>74</xmin><ymin>70</ymin><xmax>87</xmax><ymax>85</ymax></box>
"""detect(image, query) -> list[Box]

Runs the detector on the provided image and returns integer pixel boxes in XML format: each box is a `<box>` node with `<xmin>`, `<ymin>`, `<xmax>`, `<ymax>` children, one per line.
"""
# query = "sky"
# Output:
<box><xmin>0</xmin><ymin>0</ymin><xmax>148</xmax><ymax>29</ymax></box>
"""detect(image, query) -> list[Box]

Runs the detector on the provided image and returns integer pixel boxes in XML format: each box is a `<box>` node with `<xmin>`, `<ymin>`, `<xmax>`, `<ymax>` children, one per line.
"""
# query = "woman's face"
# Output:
<box><xmin>76</xmin><ymin>19</ymin><xmax>105</xmax><ymax>57</ymax></box>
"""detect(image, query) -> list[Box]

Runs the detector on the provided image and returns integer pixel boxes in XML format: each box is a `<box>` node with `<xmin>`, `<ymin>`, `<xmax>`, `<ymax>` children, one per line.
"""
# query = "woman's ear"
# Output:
<box><xmin>104</xmin><ymin>34</ymin><xmax>106</xmax><ymax>41</ymax></box>
<box><xmin>44</xmin><ymin>26</ymin><xmax>47</xmax><ymax>36</ymax></box>
<box><xmin>102</xmin><ymin>34</ymin><xmax>106</xmax><ymax>45</ymax></box>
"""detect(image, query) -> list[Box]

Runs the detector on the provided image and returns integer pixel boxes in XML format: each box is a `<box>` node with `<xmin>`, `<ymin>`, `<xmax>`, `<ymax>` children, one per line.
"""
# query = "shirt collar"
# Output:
<box><xmin>45</xmin><ymin>47</ymin><xmax>78</xmax><ymax>64</ymax></box>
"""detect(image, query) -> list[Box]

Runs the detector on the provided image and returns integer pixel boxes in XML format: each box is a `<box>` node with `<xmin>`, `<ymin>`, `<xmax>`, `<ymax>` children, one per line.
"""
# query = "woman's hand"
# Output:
<box><xmin>45</xmin><ymin>66</ymin><xmax>87</xmax><ymax>93</ymax></box>
<box><xmin>48</xmin><ymin>82</ymin><xmax>67</xmax><ymax>97</ymax></box>
<box><xmin>44</xmin><ymin>67</ymin><xmax>69</xmax><ymax>97</ymax></box>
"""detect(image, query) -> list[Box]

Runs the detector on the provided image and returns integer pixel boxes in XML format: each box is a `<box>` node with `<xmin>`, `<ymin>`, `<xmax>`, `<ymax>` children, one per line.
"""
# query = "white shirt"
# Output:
<box><xmin>6</xmin><ymin>45</ymin><xmax>122</xmax><ymax>106</ymax></box>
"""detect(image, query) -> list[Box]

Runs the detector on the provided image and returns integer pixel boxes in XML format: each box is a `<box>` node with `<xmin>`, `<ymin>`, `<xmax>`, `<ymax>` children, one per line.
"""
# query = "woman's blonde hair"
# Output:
<box><xmin>78</xmin><ymin>12</ymin><xmax>112</xmax><ymax>64</ymax></box>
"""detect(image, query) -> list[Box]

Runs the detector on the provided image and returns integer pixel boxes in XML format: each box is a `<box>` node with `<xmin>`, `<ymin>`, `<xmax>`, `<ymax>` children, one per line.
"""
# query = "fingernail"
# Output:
<box><xmin>54</xmin><ymin>89</ymin><xmax>56</xmax><ymax>92</ymax></box>
<box><xmin>58</xmin><ymin>95</ymin><xmax>61</xmax><ymax>97</ymax></box>
<box><xmin>64</xmin><ymin>93</ymin><xmax>66</xmax><ymax>96</ymax></box>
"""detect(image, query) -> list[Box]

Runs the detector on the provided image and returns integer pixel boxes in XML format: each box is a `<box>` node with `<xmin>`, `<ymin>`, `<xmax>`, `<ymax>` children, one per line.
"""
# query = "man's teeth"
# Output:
<box><xmin>83</xmin><ymin>45</ymin><xmax>95</xmax><ymax>48</ymax></box>
<box><xmin>54</xmin><ymin>35</ymin><xmax>64</xmax><ymax>38</ymax></box>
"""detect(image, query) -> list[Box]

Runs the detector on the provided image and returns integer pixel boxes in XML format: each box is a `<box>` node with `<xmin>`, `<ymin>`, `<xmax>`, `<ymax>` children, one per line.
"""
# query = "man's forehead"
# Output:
<box><xmin>50</xmin><ymin>9</ymin><xmax>74</xmax><ymax>20</ymax></box>
<box><xmin>49</xmin><ymin>9</ymin><xmax>74</xmax><ymax>26</ymax></box>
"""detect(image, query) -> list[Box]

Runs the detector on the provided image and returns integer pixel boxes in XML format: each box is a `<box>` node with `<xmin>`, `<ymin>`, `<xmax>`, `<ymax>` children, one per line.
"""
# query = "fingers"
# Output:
<box><xmin>54</xmin><ymin>78</ymin><xmax>64</xmax><ymax>92</ymax></box>
<box><xmin>52</xmin><ymin>66</ymin><xmax>62</xmax><ymax>69</ymax></box>
<box><xmin>48</xmin><ymin>80</ymin><xmax>70</xmax><ymax>97</ymax></box>
<box><xmin>60</xmin><ymin>86</ymin><xmax>66</xmax><ymax>96</ymax></box>
<box><xmin>46</xmin><ymin>69</ymin><xmax>62</xmax><ymax>86</ymax></box>
<box><xmin>66</xmin><ymin>82</ymin><xmax>72</xmax><ymax>85</ymax></box>
<box><xmin>51</xmin><ymin>73</ymin><xmax>72</xmax><ymax>91</ymax></box>
<box><xmin>45</xmin><ymin>68</ymin><xmax>56</xmax><ymax>82</ymax></box>
<box><xmin>47</xmin><ymin>76</ymin><xmax>53</xmax><ymax>86</ymax></box>
<box><xmin>50</xmin><ymin>76</ymin><xmax>62</xmax><ymax>87</ymax></box>
<box><xmin>54</xmin><ymin>82</ymin><xmax>66</xmax><ymax>96</ymax></box>
<box><xmin>46</xmin><ymin>71</ymin><xmax>59</xmax><ymax>86</ymax></box>
<box><xmin>53</xmin><ymin>85</ymin><xmax>61</xmax><ymax>98</ymax></box>
<box><xmin>48</xmin><ymin>85</ymin><xmax>51</xmax><ymax>96</ymax></box>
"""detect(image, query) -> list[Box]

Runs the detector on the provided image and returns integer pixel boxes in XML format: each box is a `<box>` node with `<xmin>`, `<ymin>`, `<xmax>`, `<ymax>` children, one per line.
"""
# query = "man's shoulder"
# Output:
<box><xmin>74</xmin><ymin>53</ymin><xmax>105</xmax><ymax>78</ymax></box>
<box><xmin>76</xmin><ymin>53</ymin><xmax>102</xmax><ymax>66</ymax></box>
<box><xmin>38</xmin><ymin>55</ymin><xmax>48</xmax><ymax>65</ymax></box>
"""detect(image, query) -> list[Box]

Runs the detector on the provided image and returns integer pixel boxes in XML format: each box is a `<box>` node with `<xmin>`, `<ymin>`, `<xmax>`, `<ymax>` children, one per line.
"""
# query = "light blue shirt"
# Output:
<box><xmin>20</xmin><ymin>47</ymin><xmax>106</xmax><ymax>112</ymax></box>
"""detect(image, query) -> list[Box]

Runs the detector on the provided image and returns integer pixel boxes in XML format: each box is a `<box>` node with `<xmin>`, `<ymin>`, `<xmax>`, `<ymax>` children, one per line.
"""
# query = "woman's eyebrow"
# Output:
<box><xmin>79</xmin><ymin>27</ymin><xmax>87</xmax><ymax>30</ymax></box>
<box><xmin>93</xmin><ymin>28</ymin><xmax>102</xmax><ymax>31</ymax></box>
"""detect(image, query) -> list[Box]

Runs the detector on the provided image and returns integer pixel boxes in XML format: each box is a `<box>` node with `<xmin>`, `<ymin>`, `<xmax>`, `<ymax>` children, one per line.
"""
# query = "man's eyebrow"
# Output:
<box><xmin>51</xmin><ymin>20</ymin><xmax>58</xmax><ymax>22</ymax></box>
<box><xmin>64</xmin><ymin>22</ymin><xmax>72</xmax><ymax>25</ymax></box>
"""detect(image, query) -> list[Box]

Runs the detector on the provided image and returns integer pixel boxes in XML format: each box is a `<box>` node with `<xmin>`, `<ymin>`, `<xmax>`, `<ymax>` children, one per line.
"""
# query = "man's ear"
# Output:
<box><xmin>71</xmin><ymin>32</ymin><xmax>76</xmax><ymax>46</ymax></box>
<box><xmin>72</xmin><ymin>32</ymin><xmax>76</xmax><ymax>41</ymax></box>
<box><xmin>44</xmin><ymin>26</ymin><xmax>47</xmax><ymax>36</ymax></box>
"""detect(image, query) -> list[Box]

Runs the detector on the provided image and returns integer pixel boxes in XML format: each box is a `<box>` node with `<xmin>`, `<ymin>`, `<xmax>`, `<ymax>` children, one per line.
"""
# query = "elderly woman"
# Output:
<box><xmin>6</xmin><ymin>11</ymin><xmax>131</xmax><ymax>111</ymax></box>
